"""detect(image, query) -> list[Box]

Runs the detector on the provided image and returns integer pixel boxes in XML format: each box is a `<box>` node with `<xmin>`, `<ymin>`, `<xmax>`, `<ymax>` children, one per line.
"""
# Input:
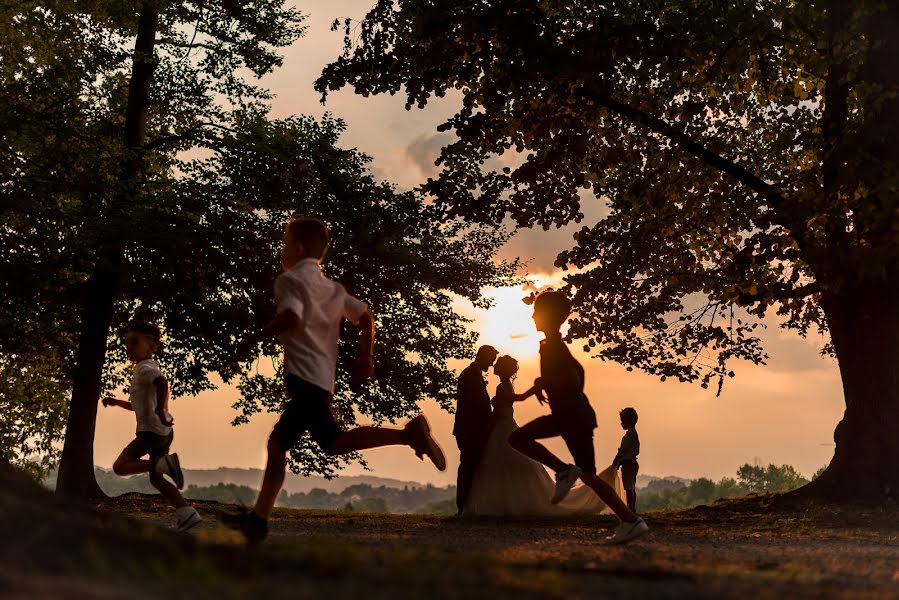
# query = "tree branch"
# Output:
<box><xmin>577</xmin><ymin>86</ymin><xmax>785</xmax><ymax>207</ymax></box>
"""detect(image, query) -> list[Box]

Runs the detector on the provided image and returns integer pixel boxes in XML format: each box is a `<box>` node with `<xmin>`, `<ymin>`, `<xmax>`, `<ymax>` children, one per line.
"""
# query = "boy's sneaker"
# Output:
<box><xmin>551</xmin><ymin>464</ymin><xmax>583</xmax><ymax>504</ymax></box>
<box><xmin>402</xmin><ymin>415</ymin><xmax>447</xmax><ymax>471</ymax></box>
<box><xmin>155</xmin><ymin>453</ymin><xmax>185</xmax><ymax>490</ymax></box>
<box><xmin>175</xmin><ymin>506</ymin><xmax>202</xmax><ymax>533</ymax></box>
<box><xmin>607</xmin><ymin>517</ymin><xmax>649</xmax><ymax>545</ymax></box>
<box><xmin>219</xmin><ymin>507</ymin><xmax>269</xmax><ymax>546</ymax></box>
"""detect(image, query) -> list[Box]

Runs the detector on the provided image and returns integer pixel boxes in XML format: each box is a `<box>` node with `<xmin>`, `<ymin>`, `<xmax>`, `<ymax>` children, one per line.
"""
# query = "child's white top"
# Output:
<box><xmin>129</xmin><ymin>359</ymin><xmax>172</xmax><ymax>436</ymax></box>
<box><xmin>275</xmin><ymin>258</ymin><xmax>369</xmax><ymax>393</ymax></box>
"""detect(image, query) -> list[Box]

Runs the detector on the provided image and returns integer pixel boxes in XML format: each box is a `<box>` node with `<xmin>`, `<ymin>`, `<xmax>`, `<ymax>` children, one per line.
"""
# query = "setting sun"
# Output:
<box><xmin>475</xmin><ymin>287</ymin><xmax>541</xmax><ymax>358</ymax></box>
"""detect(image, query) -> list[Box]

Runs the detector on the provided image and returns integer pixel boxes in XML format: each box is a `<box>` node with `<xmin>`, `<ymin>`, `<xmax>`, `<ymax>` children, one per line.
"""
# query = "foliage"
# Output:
<box><xmin>88</xmin><ymin>465</ymin><xmax>457</xmax><ymax>513</ymax></box>
<box><xmin>736</xmin><ymin>463</ymin><xmax>810</xmax><ymax>494</ymax></box>
<box><xmin>184</xmin><ymin>483</ymin><xmax>259</xmax><ymax>506</ymax></box>
<box><xmin>316</xmin><ymin>0</ymin><xmax>899</xmax><ymax>393</ymax></box>
<box><xmin>1</xmin><ymin>1</ymin><xmax>515</xmax><ymax>477</ymax></box>
<box><xmin>208</xmin><ymin>115</ymin><xmax>519</xmax><ymax>477</ymax></box>
<box><xmin>0</xmin><ymin>361</ymin><xmax>69</xmax><ymax>477</ymax></box>
<box><xmin>639</xmin><ymin>463</ymin><xmax>810</xmax><ymax>511</ymax></box>
<box><xmin>414</xmin><ymin>498</ymin><xmax>456</xmax><ymax>515</ymax></box>
<box><xmin>280</xmin><ymin>482</ymin><xmax>455</xmax><ymax>513</ymax></box>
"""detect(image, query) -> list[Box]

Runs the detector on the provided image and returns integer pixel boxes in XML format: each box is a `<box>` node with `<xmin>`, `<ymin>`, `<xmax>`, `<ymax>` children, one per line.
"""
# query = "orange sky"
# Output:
<box><xmin>94</xmin><ymin>1</ymin><xmax>845</xmax><ymax>485</ymax></box>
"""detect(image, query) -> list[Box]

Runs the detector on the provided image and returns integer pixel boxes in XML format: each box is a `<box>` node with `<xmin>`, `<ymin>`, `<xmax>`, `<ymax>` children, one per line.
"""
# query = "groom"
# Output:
<box><xmin>453</xmin><ymin>344</ymin><xmax>499</xmax><ymax>515</ymax></box>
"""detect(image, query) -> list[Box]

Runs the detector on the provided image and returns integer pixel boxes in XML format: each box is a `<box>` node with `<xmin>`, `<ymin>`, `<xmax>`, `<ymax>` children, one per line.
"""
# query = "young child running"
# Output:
<box><xmin>102</xmin><ymin>321</ymin><xmax>202</xmax><ymax>532</ymax></box>
<box><xmin>612</xmin><ymin>407</ymin><xmax>641</xmax><ymax>512</ymax></box>
<box><xmin>223</xmin><ymin>217</ymin><xmax>445</xmax><ymax>544</ymax></box>
<box><xmin>508</xmin><ymin>290</ymin><xmax>648</xmax><ymax>544</ymax></box>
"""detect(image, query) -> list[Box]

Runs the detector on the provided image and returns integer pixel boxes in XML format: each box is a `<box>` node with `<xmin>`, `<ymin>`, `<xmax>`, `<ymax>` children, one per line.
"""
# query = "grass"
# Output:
<box><xmin>3</xmin><ymin>463</ymin><xmax>899</xmax><ymax>599</ymax></box>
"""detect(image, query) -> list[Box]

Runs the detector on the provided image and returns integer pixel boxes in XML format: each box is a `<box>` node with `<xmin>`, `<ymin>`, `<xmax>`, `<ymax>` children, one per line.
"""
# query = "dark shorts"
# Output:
<box><xmin>620</xmin><ymin>459</ymin><xmax>639</xmax><ymax>491</ymax></box>
<box><xmin>271</xmin><ymin>375</ymin><xmax>343</xmax><ymax>453</ymax></box>
<box><xmin>514</xmin><ymin>414</ymin><xmax>596</xmax><ymax>473</ymax></box>
<box><xmin>121</xmin><ymin>431</ymin><xmax>173</xmax><ymax>463</ymax></box>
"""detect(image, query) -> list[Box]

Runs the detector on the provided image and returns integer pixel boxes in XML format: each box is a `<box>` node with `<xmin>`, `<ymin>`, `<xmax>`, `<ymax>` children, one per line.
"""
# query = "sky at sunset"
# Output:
<box><xmin>94</xmin><ymin>1</ymin><xmax>846</xmax><ymax>486</ymax></box>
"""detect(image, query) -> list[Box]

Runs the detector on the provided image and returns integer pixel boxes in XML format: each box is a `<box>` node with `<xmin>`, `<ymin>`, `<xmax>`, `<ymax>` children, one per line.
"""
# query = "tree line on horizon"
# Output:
<box><xmin>80</xmin><ymin>462</ymin><xmax>819</xmax><ymax>515</ymax></box>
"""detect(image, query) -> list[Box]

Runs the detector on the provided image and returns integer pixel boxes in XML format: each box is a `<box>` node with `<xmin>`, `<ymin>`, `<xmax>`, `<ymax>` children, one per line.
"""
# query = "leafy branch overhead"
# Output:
<box><xmin>317</xmin><ymin>0</ymin><xmax>899</xmax><ymax>393</ymax></box>
<box><xmin>0</xmin><ymin>1</ymin><xmax>516</xmax><ymax>477</ymax></box>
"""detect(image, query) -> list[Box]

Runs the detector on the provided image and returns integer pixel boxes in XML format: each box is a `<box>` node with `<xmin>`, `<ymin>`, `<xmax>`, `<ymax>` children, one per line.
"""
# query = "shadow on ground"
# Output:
<box><xmin>3</xmin><ymin>463</ymin><xmax>899</xmax><ymax>599</ymax></box>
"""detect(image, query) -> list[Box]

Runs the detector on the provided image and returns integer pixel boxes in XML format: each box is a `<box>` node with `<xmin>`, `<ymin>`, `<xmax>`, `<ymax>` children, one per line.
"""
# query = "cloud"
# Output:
<box><xmin>403</xmin><ymin>132</ymin><xmax>454</xmax><ymax>179</ymax></box>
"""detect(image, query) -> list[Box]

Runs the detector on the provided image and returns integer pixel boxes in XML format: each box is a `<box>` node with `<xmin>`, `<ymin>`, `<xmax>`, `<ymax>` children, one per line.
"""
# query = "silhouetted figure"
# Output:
<box><xmin>463</xmin><ymin>355</ymin><xmax>626</xmax><ymax>516</ymax></box>
<box><xmin>613</xmin><ymin>407</ymin><xmax>641</xmax><ymax>511</ymax></box>
<box><xmin>101</xmin><ymin>321</ymin><xmax>201</xmax><ymax>532</ymax></box>
<box><xmin>453</xmin><ymin>344</ymin><xmax>498</xmax><ymax>515</ymax></box>
<box><xmin>508</xmin><ymin>290</ymin><xmax>648</xmax><ymax>544</ymax></box>
<box><xmin>222</xmin><ymin>217</ymin><xmax>445</xmax><ymax>545</ymax></box>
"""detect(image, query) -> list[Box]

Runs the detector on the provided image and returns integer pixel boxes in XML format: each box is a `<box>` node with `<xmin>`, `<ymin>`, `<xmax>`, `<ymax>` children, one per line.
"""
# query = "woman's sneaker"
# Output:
<box><xmin>155</xmin><ymin>453</ymin><xmax>185</xmax><ymax>490</ymax></box>
<box><xmin>175</xmin><ymin>506</ymin><xmax>202</xmax><ymax>532</ymax></box>
<box><xmin>607</xmin><ymin>517</ymin><xmax>649</xmax><ymax>545</ymax></box>
<box><xmin>551</xmin><ymin>464</ymin><xmax>583</xmax><ymax>504</ymax></box>
<box><xmin>402</xmin><ymin>415</ymin><xmax>447</xmax><ymax>471</ymax></box>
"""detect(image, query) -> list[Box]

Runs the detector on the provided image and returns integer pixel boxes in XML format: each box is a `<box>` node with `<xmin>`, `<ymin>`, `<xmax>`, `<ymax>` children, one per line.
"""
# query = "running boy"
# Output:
<box><xmin>223</xmin><ymin>217</ymin><xmax>445</xmax><ymax>544</ymax></box>
<box><xmin>102</xmin><ymin>321</ymin><xmax>202</xmax><ymax>532</ymax></box>
<box><xmin>612</xmin><ymin>407</ymin><xmax>640</xmax><ymax>511</ymax></box>
<box><xmin>508</xmin><ymin>290</ymin><xmax>648</xmax><ymax>544</ymax></box>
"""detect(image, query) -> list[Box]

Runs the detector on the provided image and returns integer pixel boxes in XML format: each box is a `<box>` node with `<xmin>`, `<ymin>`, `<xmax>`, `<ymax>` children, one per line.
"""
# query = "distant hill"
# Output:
<box><xmin>164</xmin><ymin>468</ymin><xmax>683</xmax><ymax>493</ymax></box>
<box><xmin>636</xmin><ymin>474</ymin><xmax>690</xmax><ymax>490</ymax></box>
<box><xmin>50</xmin><ymin>466</ymin><xmax>684</xmax><ymax>496</ymax></box>
<box><xmin>87</xmin><ymin>466</ymin><xmax>432</xmax><ymax>496</ymax></box>
<box><xmin>183</xmin><ymin>468</ymin><xmax>429</xmax><ymax>494</ymax></box>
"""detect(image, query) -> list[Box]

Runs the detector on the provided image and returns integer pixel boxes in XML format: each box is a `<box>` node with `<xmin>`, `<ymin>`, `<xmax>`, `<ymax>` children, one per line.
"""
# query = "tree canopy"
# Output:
<box><xmin>317</xmin><ymin>0</ymin><xmax>899</xmax><ymax>498</ymax></box>
<box><xmin>1</xmin><ymin>0</ymin><xmax>514</xmax><ymax>479</ymax></box>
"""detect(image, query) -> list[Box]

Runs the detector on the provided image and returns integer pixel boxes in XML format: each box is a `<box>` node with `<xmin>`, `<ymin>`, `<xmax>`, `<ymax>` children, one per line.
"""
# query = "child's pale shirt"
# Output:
<box><xmin>274</xmin><ymin>258</ymin><xmax>368</xmax><ymax>393</ymax></box>
<box><xmin>129</xmin><ymin>359</ymin><xmax>172</xmax><ymax>436</ymax></box>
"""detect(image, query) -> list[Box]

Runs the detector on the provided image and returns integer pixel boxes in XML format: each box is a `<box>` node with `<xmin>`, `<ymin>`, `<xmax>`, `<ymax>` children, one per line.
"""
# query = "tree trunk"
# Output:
<box><xmin>799</xmin><ymin>280</ymin><xmax>899</xmax><ymax>500</ymax></box>
<box><xmin>56</xmin><ymin>0</ymin><xmax>160</xmax><ymax>498</ymax></box>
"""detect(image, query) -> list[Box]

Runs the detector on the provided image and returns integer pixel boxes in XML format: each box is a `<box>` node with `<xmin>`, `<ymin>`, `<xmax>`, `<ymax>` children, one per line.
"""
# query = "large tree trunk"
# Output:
<box><xmin>56</xmin><ymin>1</ymin><xmax>160</xmax><ymax>498</ymax></box>
<box><xmin>800</xmin><ymin>280</ymin><xmax>899</xmax><ymax>500</ymax></box>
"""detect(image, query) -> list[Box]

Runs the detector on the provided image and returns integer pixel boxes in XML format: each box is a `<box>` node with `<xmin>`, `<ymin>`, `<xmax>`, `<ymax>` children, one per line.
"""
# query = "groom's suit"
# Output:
<box><xmin>454</xmin><ymin>362</ymin><xmax>492</xmax><ymax>514</ymax></box>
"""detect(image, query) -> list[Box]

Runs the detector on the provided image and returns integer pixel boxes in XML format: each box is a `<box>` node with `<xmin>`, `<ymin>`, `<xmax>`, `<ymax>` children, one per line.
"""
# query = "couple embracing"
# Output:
<box><xmin>453</xmin><ymin>291</ymin><xmax>648</xmax><ymax>544</ymax></box>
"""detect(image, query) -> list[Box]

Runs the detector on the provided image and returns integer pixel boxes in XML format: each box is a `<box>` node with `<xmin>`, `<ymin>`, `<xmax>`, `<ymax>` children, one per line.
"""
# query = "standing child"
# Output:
<box><xmin>612</xmin><ymin>407</ymin><xmax>640</xmax><ymax>512</ymax></box>
<box><xmin>508</xmin><ymin>290</ymin><xmax>648</xmax><ymax>544</ymax></box>
<box><xmin>223</xmin><ymin>217</ymin><xmax>446</xmax><ymax>544</ymax></box>
<box><xmin>102</xmin><ymin>321</ymin><xmax>202</xmax><ymax>532</ymax></box>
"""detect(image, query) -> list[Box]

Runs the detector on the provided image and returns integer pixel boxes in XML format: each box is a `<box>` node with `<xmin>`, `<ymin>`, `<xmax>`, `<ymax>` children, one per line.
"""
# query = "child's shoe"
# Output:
<box><xmin>175</xmin><ymin>506</ymin><xmax>202</xmax><ymax>532</ymax></box>
<box><xmin>550</xmin><ymin>464</ymin><xmax>582</xmax><ymax>504</ymax></box>
<box><xmin>219</xmin><ymin>507</ymin><xmax>269</xmax><ymax>546</ymax></box>
<box><xmin>607</xmin><ymin>517</ymin><xmax>649</xmax><ymax>545</ymax></box>
<box><xmin>155</xmin><ymin>452</ymin><xmax>185</xmax><ymax>489</ymax></box>
<box><xmin>402</xmin><ymin>415</ymin><xmax>447</xmax><ymax>471</ymax></box>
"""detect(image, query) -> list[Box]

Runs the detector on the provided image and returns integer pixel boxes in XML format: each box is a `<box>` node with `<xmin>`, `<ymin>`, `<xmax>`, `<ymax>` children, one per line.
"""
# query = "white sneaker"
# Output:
<box><xmin>607</xmin><ymin>517</ymin><xmax>649</xmax><ymax>545</ymax></box>
<box><xmin>155</xmin><ymin>453</ymin><xmax>184</xmax><ymax>489</ymax></box>
<box><xmin>175</xmin><ymin>507</ymin><xmax>202</xmax><ymax>533</ymax></box>
<box><xmin>550</xmin><ymin>464</ymin><xmax>583</xmax><ymax>504</ymax></box>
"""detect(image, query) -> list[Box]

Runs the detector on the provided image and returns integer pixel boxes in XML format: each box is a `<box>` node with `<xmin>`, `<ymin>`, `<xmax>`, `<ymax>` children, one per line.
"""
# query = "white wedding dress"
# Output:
<box><xmin>463</xmin><ymin>383</ymin><xmax>625</xmax><ymax>516</ymax></box>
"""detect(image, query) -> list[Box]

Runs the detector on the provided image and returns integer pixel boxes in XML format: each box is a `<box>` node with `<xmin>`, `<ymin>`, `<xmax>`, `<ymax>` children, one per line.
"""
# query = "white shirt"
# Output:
<box><xmin>129</xmin><ymin>359</ymin><xmax>172</xmax><ymax>436</ymax></box>
<box><xmin>275</xmin><ymin>258</ymin><xmax>369</xmax><ymax>393</ymax></box>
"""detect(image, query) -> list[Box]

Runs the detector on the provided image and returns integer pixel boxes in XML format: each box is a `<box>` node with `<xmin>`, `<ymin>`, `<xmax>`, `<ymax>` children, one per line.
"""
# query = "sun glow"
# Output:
<box><xmin>476</xmin><ymin>286</ymin><xmax>542</xmax><ymax>359</ymax></box>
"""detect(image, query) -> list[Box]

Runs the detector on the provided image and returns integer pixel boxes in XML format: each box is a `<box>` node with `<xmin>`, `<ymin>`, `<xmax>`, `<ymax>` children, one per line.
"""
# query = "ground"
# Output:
<box><xmin>2</xmin><ymin>466</ymin><xmax>899</xmax><ymax>599</ymax></box>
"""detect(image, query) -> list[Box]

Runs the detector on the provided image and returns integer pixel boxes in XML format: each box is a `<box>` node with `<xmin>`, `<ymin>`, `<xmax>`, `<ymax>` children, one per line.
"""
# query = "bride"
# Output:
<box><xmin>463</xmin><ymin>355</ymin><xmax>625</xmax><ymax>516</ymax></box>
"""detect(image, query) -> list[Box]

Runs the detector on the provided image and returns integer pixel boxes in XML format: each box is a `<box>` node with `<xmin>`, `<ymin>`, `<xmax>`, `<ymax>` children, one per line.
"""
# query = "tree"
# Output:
<box><xmin>6</xmin><ymin>0</ymin><xmax>306</xmax><ymax>498</ymax></box>
<box><xmin>200</xmin><ymin>114</ymin><xmax>518</xmax><ymax>478</ymax></box>
<box><xmin>317</xmin><ymin>0</ymin><xmax>899</xmax><ymax>501</ymax></box>
<box><xmin>736</xmin><ymin>463</ymin><xmax>809</xmax><ymax>494</ymax></box>
<box><xmin>2</xmin><ymin>1</ymin><xmax>513</xmax><ymax>495</ymax></box>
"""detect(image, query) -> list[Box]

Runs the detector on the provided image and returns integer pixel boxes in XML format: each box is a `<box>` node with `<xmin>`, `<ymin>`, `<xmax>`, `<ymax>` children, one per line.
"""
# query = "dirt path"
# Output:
<box><xmin>109</xmin><ymin>494</ymin><xmax>899</xmax><ymax>599</ymax></box>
